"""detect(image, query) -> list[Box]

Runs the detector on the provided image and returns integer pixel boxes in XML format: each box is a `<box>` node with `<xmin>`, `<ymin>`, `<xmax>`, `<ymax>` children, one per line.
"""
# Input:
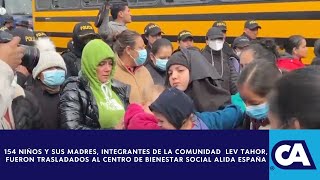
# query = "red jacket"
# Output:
<box><xmin>277</xmin><ymin>55</ymin><xmax>305</xmax><ymax>72</ymax></box>
<box><xmin>124</xmin><ymin>104</ymin><xmax>160</xmax><ymax>130</ymax></box>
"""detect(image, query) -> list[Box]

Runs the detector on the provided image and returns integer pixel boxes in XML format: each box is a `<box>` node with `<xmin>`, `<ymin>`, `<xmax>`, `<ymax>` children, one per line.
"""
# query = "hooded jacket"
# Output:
<box><xmin>165</xmin><ymin>49</ymin><xmax>231</xmax><ymax>112</ymax></box>
<box><xmin>114</xmin><ymin>56</ymin><xmax>154</xmax><ymax>104</ymax></box>
<box><xmin>277</xmin><ymin>52</ymin><xmax>305</xmax><ymax>72</ymax></box>
<box><xmin>59</xmin><ymin>39</ymin><xmax>130</xmax><ymax>130</ymax></box>
<box><xmin>201</xmin><ymin>45</ymin><xmax>238</xmax><ymax>95</ymax></box>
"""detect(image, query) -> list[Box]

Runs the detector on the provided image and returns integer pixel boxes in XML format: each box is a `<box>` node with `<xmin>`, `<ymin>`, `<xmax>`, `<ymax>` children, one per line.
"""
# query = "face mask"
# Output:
<box><xmin>208</xmin><ymin>40</ymin><xmax>224</xmax><ymax>51</ymax></box>
<box><xmin>155</xmin><ymin>58</ymin><xmax>168</xmax><ymax>71</ymax></box>
<box><xmin>42</xmin><ymin>69</ymin><xmax>66</xmax><ymax>87</ymax></box>
<box><xmin>130</xmin><ymin>49</ymin><xmax>147</xmax><ymax>66</ymax></box>
<box><xmin>246</xmin><ymin>102</ymin><xmax>269</xmax><ymax>120</ymax></box>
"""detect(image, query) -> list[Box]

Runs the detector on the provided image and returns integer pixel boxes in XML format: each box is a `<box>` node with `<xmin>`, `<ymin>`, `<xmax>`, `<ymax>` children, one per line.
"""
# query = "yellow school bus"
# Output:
<box><xmin>32</xmin><ymin>0</ymin><xmax>320</xmax><ymax>64</ymax></box>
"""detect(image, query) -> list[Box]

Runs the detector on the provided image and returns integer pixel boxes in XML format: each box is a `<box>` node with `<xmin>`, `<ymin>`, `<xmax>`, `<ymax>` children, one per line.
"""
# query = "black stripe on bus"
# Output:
<box><xmin>57</xmin><ymin>47</ymin><xmax>67</xmax><ymax>52</ymax></box>
<box><xmin>35</xmin><ymin>11</ymin><xmax>320</xmax><ymax>22</ymax></box>
<box><xmin>46</xmin><ymin>32</ymin><xmax>317</xmax><ymax>47</ymax></box>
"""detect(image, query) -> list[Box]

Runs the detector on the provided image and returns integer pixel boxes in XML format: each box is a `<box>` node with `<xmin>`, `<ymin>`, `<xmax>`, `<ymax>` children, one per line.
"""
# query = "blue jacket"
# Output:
<box><xmin>194</xmin><ymin>105</ymin><xmax>243</xmax><ymax>130</ymax></box>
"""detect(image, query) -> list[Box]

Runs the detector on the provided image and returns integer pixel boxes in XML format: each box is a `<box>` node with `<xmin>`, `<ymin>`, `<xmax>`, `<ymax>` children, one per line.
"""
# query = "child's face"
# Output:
<box><xmin>153</xmin><ymin>112</ymin><xmax>176</xmax><ymax>130</ymax></box>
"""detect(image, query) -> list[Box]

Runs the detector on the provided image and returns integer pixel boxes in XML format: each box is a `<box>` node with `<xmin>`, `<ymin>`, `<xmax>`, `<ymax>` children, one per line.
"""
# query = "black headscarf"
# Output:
<box><xmin>165</xmin><ymin>48</ymin><xmax>231</xmax><ymax>112</ymax></box>
<box><xmin>150</xmin><ymin>88</ymin><xmax>195</xmax><ymax>129</ymax></box>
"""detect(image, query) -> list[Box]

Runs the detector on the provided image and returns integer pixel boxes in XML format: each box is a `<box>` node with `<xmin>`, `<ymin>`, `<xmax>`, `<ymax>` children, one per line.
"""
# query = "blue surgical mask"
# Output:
<box><xmin>155</xmin><ymin>58</ymin><xmax>168</xmax><ymax>71</ymax></box>
<box><xmin>246</xmin><ymin>102</ymin><xmax>269</xmax><ymax>120</ymax></box>
<box><xmin>130</xmin><ymin>49</ymin><xmax>147</xmax><ymax>66</ymax></box>
<box><xmin>42</xmin><ymin>69</ymin><xmax>66</xmax><ymax>87</ymax></box>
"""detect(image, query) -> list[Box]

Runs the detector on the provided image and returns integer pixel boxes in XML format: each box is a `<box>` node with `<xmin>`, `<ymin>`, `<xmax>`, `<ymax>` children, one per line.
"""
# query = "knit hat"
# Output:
<box><xmin>149</xmin><ymin>88</ymin><xmax>195</xmax><ymax>129</ymax></box>
<box><xmin>32</xmin><ymin>38</ymin><xmax>67</xmax><ymax>79</ymax></box>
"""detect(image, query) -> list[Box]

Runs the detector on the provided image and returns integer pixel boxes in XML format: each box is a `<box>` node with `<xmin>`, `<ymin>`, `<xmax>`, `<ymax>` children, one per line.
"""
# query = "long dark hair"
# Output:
<box><xmin>151</xmin><ymin>38</ymin><xmax>173</xmax><ymax>55</ymax></box>
<box><xmin>243</xmin><ymin>38</ymin><xmax>279</xmax><ymax>64</ymax></box>
<box><xmin>113</xmin><ymin>30</ymin><xmax>141</xmax><ymax>57</ymax></box>
<box><xmin>238</xmin><ymin>60</ymin><xmax>281</xmax><ymax>97</ymax></box>
<box><xmin>284</xmin><ymin>35</ymin><xmax>305</xmax><ymax>55</ymax></box>
<box><xmin>269</xmin><ymin>66</ymin><xmax>320</xmax><ymax>129</ymax></box>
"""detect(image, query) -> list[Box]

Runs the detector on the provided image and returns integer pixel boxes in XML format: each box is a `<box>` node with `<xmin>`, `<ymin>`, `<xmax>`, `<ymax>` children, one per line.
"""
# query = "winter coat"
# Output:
<box><xmin>59</xmin><ymin>76</ymin><xmax>130</xmax><ymax>130</ymax></box>
<box><xmin>26</xmin><ymin>80</ymin><xmax>61</xmax><ymax>129</ymax></box>
<box><xmin>114</xmin><ymin>55</ymin><xmax>154</xmax><ymax>104</ymax></box>
<box><xmin>124</xmin><ymin>103</ymin><xmax>160</xmax><ymax>130</ymax></box>
<box><xmin>12</xmin><ymin>85</ymin><xmax>42</xmax><ymax>129</ymax></box>
<box><xmin>277</xmin><ymin>52</ymin><xmax>305</xmax><ymax>72</ymax></box>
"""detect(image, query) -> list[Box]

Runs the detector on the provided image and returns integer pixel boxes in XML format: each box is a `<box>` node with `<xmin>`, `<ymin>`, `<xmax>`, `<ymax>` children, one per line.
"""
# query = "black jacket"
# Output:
<box><xmin>26</xmin><ymin>80</ymin><xmax>61</xmax><ymax>129</ymax></box>
<box><xmin>61</xmin><ymin>50</ymin><xmax>81</xmax><ymax>77</ymax></box>
<box><xmin>201</xmin><ymin>46</ymin><xmax>238</xmax><ymax>95</ymax></box>
<box><xmin>240</xmin><ymin>32</ymin><xmax>252</xmax><ymax>41</ymax></box>
<box><xmin>12</xmin><ymin>88</ymin><xmax>43</xmax><ymax>129</ymax></box>
<box><xmin>222</xmin><ymin>41</ymin><xmax>236</xmax><ymax>59</ymax></box>
<box><xmin>59</xmin><ymin>76</ymin><xmax>130</xmax><ymax>130</ymax></box>
<box><xmin>61</xmin><ymin>25</ymin><xmax>87</xmax><ymax>78</ymax></box>
<box><xmin>145</xmin><ymin>62</ymin><xmax>166</xmax><ymax>85</ymax></box>
<box><xmin>16</xmin><ymin>72</ymin><xmax>33</xmax><ymax>88</ymax></box>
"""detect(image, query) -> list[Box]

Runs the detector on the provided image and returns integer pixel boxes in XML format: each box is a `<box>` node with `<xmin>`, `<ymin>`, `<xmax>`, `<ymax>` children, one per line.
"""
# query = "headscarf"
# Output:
<box><xmin>165</xmin><ymin>48</ymin><xmax>231</xmax><ymax>111</ymax></box>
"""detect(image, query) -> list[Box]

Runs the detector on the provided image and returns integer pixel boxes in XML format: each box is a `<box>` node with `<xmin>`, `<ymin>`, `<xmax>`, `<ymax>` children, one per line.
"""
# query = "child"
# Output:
<box><xmin>124</xmin><ymin>85</ymin><xmax>164</xmax><ymax>130</ymax></box>
<box><xmin>149</xmin><ymin>88</ymin><xmax>243</xmax><ymax>130</ymax></box>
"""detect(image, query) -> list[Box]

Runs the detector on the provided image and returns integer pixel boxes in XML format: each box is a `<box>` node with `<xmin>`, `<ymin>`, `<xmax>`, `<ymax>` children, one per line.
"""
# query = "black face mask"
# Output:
<box><xmin>74</xmin><ymin>34</ymin><xmax>101</xmax><ymax>52</ymax></box>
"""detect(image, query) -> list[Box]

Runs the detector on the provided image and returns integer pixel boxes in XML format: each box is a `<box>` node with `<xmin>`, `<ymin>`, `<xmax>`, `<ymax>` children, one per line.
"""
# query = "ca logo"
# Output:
<box><xmin>271</xmin><ymin>140</ymin><xmax>316</xmax><ymax>169</ymax></box>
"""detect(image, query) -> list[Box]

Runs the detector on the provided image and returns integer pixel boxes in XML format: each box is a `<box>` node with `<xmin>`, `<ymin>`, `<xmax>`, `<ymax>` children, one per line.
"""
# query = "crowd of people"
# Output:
<box><xmin>1</xmin><ymin>2</ymin><xmax>320</xmax><ymax>130</ymax></box>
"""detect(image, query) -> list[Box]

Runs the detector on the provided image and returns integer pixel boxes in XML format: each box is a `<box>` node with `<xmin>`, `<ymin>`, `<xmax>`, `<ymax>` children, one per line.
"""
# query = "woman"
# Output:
<box><xmin>239</xmin><ymin>38</ymin><xmax>278</xmax><ymax>68</ymax></box>
<box><xmin>277</xmin><ymin>35</ymin><xmax>307</xmax><ymax>72</ymax></box>
<box><xmin>59</xmin><ymin>39</ymin><xmax>130</xmax><ymax>130</ymax></box>
<box><xmin>150</xmin><ymin>88</ymin><xmax>243</xmax><ymax>130</ymax></box>
<box><xmin>166</xmin><ymin>48</ymin><xmax>231</xmax><ymax>112</ymax></box>
<box><xmin>237</xmin><ymin>60</ymin><xmax>281</xmax><ymax>130</ymax></box>
<box><xmin>145</xmin><ymin>38</ymin><xmax>173</xmax><ymax>85</ymax></box>
<box><xmin>26</xmin><ymin>38</ymin><xmax>67</xmax><ymax>129</ymax></box>
<box><xmin>113</xmin><ymin>30</ymin><xmax>154</xmax><ymax>104</ymax></box>
<box><xmin>269</xmin><ymin>66</ymin><xmax>320</xmax><ymax>129</ymax></box>
<box><xmin>232</xmin><ymin>39</ymin><xmax>279</xmax><ymax>113</ymax></box>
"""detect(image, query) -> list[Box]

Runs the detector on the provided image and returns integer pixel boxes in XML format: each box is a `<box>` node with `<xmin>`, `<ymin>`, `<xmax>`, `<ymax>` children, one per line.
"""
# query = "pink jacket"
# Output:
<box><xmin>124</xmin><ymin>104</ymin><xmax>160</xmax><ymax>130</ymax></box>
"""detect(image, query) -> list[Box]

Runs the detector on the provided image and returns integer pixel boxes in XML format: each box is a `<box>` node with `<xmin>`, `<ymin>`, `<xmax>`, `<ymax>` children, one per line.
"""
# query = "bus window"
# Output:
<box><xmin>5</xmin><ymin>0</ymin><xmax>32</xmax><ymax>15</ymax></box>
<box><xmin>35</xmin><ymin>0</ymin><xmax>51</xmax><ymax>10</ymax></box>
<box><xmin>52</xmin><ymin>0</ymin><xmax>81</xmax><ymax>9</ymax></box>
<box><xmin>82</xmin><ymin>0</ymin><xmax>105</xmax><ymax>7</ymax></box>
<box><xmin>128</xmin><ymin>0</ymin><xmax>159</xmax><ymax>7</ymax></box>
<box><xmin>161</xmin><ymin>0</ymin><xmax>210</xmax><ymax>5</ymax></box>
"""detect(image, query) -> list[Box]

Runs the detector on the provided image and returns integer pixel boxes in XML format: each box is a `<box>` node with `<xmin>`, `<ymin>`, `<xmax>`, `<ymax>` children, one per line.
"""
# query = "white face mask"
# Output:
<box><xmin>208</xmin><ymin>40</ymin><xmax>224</xmax><ymax>51</ymax></box>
